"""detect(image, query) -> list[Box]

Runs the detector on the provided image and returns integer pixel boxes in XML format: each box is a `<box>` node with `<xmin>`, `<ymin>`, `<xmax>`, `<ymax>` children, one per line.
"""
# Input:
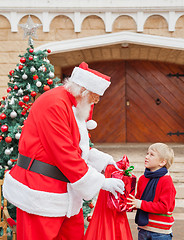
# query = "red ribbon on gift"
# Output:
<box><xmin>107</xmin><ymin>155</ymin><xmax>136</xmax><ymax>212</ymax></box>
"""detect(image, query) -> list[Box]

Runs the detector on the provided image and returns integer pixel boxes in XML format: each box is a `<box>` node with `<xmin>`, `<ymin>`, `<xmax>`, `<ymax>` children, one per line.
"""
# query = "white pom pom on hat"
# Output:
<box><xmin>86</xmin><ymin>120</ymin><xmax>97</xmax><ymax>130</ymax></box>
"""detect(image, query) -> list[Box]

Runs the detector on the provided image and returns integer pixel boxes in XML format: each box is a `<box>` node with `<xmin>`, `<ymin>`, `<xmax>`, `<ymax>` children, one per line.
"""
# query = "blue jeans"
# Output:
<box><xmin>138</xmin><ymin>228</ymin><xmax>173</xmax><ymax>240</ymax></box>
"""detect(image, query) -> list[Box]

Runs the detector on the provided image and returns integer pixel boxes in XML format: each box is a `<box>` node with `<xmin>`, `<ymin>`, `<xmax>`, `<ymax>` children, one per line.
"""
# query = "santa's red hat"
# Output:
<box><xmin>70</xmin><ymin>62</ymin><xmax>111</xmax><ymax>96</ymax></box>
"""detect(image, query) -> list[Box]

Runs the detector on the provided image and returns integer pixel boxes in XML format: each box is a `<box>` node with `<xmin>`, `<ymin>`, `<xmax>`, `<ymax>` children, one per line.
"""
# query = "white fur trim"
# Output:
<box><xmin>69</xmin><ymin>166</ymin><xmax>105</xmax><ymax>200</ymax></box>
<box><xmin>70</xmin><ymin>67</ymin><xmax>111</xmax><ymax>96</ymax></box>
<box><xmin>3</xmin><ymin>172</ymin><xmax>69</xmax><ymax>217</ymax></box>
<box><xmin>87</xmin><ymin>148</ymin><xmax>114</xmax><ymax>172</ymax></box>
<box><xmin>86</xmin><ymin>120</ymin><xmax>97</xmax><ymax>130</ymax></box>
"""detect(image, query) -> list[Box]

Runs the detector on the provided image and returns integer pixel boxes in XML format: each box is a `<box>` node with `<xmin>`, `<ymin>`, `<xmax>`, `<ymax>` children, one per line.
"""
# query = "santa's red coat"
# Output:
<box><xmin>3</xmin><ymin>86</ymin><xmax>111</xmax><ymax>218</ymax></box>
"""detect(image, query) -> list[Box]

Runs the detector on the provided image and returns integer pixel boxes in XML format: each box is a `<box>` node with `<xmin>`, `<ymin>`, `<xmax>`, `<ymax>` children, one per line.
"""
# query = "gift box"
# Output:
<box><xmin>107</xmin><ymin>155</ymin><xmax>136</xmax><ymax>212</ymax></box>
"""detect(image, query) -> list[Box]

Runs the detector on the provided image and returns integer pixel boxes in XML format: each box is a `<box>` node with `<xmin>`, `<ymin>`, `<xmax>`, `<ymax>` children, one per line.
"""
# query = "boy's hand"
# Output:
<box><xmin>127</xmin><ymin>194</ymin><xmax>141</xmax><ymax>209</ymax></box>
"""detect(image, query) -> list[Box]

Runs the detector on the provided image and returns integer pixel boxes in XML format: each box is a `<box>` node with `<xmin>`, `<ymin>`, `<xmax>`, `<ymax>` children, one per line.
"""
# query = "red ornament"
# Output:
<box><xmin>29</xmin><ymin>48</ymin><xmax>34</xmax><ymax>53</ymax></box>
<box><xmin>47</xmin><ymin>49</ymin><xmax>51</xmax><ymax>53</ymax></box>
<box><xmin>0</xmin><ymin>113</ymin><xmax>6</xmax><ymax>120</ymax></box>
<box><xmin>0</xmin><ymin>136</ymin><xmax>3</xmax><ymax>140</ymax></box>
<box><xmin>19</xmin><ymin>101</ymin><xmax>24</xmax><ymax>107</ymax></box>
<box><xmin>29</xmin><ymin>56</ymin><xmax>33</xmax><ymax>61</ymax></box>
<box><xmin>20</xmin><ymin>57</ymin><xmax>26</xmax><ymax>63</ymax></box>
<box><xmin>0</xmin><ymin>102</ymin><xmax>1</xmax><ymax>106</ymax></box>
<box><xmin>33</xmin><ymin>75</ymin><xmax>39</xmax><ymax>80</ymax></box>
<box><xmin>19</xmin><ymin>65</ymin><xmax>23</xmax><ymax>70</ymax></box>
<box><xmin>87</xmin><ymin>216</ymin><xmax>92</xmax><ymax>222</ymax></box>
<box><xmin>1</xmin><ymin>125</ymin><xmax>8</xmax><ymax>132</ymax></box>
<box><xmin>5</xmin><ymin>136</ymin><xmax>12</xmax><ymax>143</ymax></box>
<box><xmin>2</xmin><ymin>96</ymin><xmax>6</xmax><ymax>100</ymax></box>
<box><xmin>7</xmin><ymin>87</ymin><xmax>12</xmax><ymax>93</ymax></box>
<box><xmin>14</xmin><ymin>85</ymin><xmax>18</xmax><ymax>90</ymax></box>
<box><xmin>47</xmin><ymin>79</ymin><xmax>53</xmax><ymax>85</ymax></box>
<box><xmin>88</xmin><ymin>202</ymin><xmax>94</xmax><ymax>209</ymax></box>
<box><xmin>31</xmin><ymin>91</ymin><xmax>37</xmax><ymax>97</ymax></box>
<box><xmin>43</xmin><ymin>85</ymin><xmax>50</xmax><ymax>91</ymax></box>
<box><xmin>23</xmin><ymin>96</ymin><xmax>29</xmax><ymax>102</ymax></box>
<box><xmin>9</xmin><ymin>70</ymin><xmax>14</xmax><ymax>76</ymax></box>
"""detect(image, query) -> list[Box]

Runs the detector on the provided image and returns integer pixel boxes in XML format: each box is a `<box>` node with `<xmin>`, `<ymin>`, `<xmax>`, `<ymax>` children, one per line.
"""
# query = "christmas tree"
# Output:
<box><xmin>0</xmin><ymin>16</ymin><xmax>61</xmax><ymax>179</ymax></box>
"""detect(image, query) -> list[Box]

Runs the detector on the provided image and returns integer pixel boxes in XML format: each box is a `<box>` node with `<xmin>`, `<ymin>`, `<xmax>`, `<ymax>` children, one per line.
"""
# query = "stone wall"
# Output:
<box><xmin>1</xmin><ymin>13</ymin><xmax>184</xmax><ymax>97</ymax></box>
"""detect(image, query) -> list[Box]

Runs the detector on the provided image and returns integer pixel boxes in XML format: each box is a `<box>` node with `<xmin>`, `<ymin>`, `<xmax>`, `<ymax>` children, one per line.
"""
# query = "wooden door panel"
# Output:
<box><xmin>126</xmin><ymin>61</ymin><xmax>184</xmax><ymax>142</ymax></box>
<box><xmin>90</xmin><ymin>61</ymin><xmax>126</xmax><ymax>143</ymax></box>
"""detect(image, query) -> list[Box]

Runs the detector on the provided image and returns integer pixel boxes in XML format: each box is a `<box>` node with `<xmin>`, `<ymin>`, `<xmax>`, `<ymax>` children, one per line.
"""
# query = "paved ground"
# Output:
<box><xmin>93</xmin><ymin>143</ymin><xmax>184</xmax><ymax>240</ymax></box>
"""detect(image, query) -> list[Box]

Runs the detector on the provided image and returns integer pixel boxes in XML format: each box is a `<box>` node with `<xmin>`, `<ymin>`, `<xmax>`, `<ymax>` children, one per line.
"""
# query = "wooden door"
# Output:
<box><xmin>126</xmin><ymin>61</ymin><xmax>184</xmax><ymax>142</ymax></box>
<box><xmin>62</xmin><ymin>60</ymin><xmax>184</xmax><ymax>143</ymax></box>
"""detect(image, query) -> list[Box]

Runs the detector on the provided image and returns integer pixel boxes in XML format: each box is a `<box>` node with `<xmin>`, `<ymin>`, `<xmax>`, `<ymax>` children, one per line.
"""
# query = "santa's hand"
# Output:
<box><xmin>101</xmin><ymin>178</ymin><xmax>125</xmax><ymax>199</ymax></box>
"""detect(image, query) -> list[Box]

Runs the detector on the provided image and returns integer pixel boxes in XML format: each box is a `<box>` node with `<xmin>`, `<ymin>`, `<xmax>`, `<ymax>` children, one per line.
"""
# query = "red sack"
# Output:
<box><xmin>84</xmin><ymin>157</ymin><xmax>134</xmax><ymax>240</ymax></box>
<box><xmin>107</xmin><ymin>155</ymin><xmax>136</xmax><ymax>212</ymax></box>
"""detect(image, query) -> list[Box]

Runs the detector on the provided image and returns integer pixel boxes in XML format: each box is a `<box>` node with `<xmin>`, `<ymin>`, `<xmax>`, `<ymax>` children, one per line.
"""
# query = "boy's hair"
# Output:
<box><xmin>149</xmin><ymin>143</ymin><xmax>174</xmax><ymax>169</ymax></box>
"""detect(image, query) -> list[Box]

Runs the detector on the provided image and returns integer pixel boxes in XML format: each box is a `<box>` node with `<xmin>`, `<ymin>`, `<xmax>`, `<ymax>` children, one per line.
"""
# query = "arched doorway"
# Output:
<box><xmin>62</xmin><ymin>60</ymin><xmax>184</xmax><ymax>143</ymax></box>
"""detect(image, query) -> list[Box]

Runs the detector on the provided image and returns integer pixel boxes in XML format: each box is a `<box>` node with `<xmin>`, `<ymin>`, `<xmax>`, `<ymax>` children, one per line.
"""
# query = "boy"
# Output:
<box><xmin>127</xmin><ymin>143</ymin><xmax>176</xmax><ymax>240</ymax></box>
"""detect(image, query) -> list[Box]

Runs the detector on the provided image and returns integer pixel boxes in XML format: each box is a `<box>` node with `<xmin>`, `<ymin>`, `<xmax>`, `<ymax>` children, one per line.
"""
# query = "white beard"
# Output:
<box><xmin>75</xmin><ymin>97</ymin><xmax>91</xmax><ymax>121</ymax></box>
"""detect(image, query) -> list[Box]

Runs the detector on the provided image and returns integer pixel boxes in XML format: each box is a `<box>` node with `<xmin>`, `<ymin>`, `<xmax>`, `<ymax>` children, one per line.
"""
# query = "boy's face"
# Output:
<box><xmin>145</xmin><ymin>148</ymin><xmax>166</xmax><ymax>172</ymax></box>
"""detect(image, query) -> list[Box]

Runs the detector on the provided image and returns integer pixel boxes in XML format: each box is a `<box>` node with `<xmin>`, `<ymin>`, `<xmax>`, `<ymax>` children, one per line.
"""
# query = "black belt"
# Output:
<box><xmin>17</xmin><ymin>154</ymin><xmax>70</xmax><ymax>182</ymax></box>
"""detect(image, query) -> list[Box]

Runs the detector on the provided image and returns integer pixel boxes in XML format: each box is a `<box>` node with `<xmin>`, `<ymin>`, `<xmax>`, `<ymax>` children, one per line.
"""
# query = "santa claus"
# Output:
<box><xmin>3</xmin><ymin>62</ymin><xmax>125</xmax><ymax>240</ymax></box>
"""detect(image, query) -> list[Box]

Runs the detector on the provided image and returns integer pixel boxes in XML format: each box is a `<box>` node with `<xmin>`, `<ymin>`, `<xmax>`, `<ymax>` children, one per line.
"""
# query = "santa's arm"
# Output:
<box><xmin>87</xmin><ymin>148</ymin><xmax>115</xmax><ymax>172</ymax></box>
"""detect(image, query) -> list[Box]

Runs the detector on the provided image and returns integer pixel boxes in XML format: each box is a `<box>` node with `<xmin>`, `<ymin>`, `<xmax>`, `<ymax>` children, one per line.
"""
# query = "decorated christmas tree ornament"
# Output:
<box><xmin>20</xmin><ymin>57</ymin><xmax>26</xmax><ymax>63</ymax></box>
<box><xmin>14</xmin><ymin>85</ymin><xmax>18</xmax><ymax>90</ymax></box>
<box><xmin>15</xmin><ymin>132</ymin><xmax>21</xmax><ymax>140</ymax></box>
<box><xmin>49</xmin><ymin>72</ymin><xmax>54</xmax><ymax>78</ymax></box>
<box><xmin>87</xmin><ymin>215</ymin><xmax>92</xmax><ymax>222</ymax></box>
<box><xmin>9</xmin><ymin>70</ymin><xmax>14</xmax><ymax>76</ymax></box>
<box><xmin>47</xmin><ymin>49</ymin><xmax>51</xmax><ymax>53</ymax></box>
<box><xmin>36</xmin><ymin>81</ymin><xmax>42</xmax><ymax>87</ymax></box>
<box><xmin>45</xmin><ymin>59</ymin><xmax>50</xmax><ymax>64</ymax></box>
<box><xmin>1</xmin><ymin>124</ymin><xmax>8</xmax><ymax>132</ymax></box>
<box><xmin>0</xmin><ymin>136</ymin><xmax>3</xmax><ymax>140</ymax></box>
<box><xmin>7</xmin><ymin>87</ymin><xmax>12</xmax><ymax>93</ymax></box>
<box><xmin>0</xmin><ymin>113</ymin><xmax>6</xmax><ymax>120</ymax></box>
<box><xmin>10</xmin><ymin>110</ymin><xmax>17</xmax><ymax>118</ymax></box>
<box><xmin>26</xmin><ymin>83</ymin><xmax>31</xmax><ymax>90</ymax></box>
<box><xmin>9</xmin><ymin>97</ymin><xmax>15</xmax><ymax>105</ymax></box>
<box><xmin>7</xmin><ymin>160</ymin><xmax>13</xmax><ymax>166</ymax></box>
<box><xmin>29</xmin><ymin>48</ymin><xmax>34</xmax><ymax>53</ymax></box>
<box><xmin>5</xmin><ymin>136</ymin><xmax>12</xmax><ymax>143</ymax></box>
<box><xmin>43</xmin><ymin>85</ymin><xmax>50</xmax><ymax>91</ymax></box>
<box><xmin>23</xmin><ymin>95</ymin><xmax>30</xmax><ymax>102</ymax></box>
<box><xmin>31</xmin><ymin>91</ymin><xmax>37</xmax><ymax>97</ymax></box>
<box><xmin>30</xmin><ymin>66</ymin><xmax>36</xmax><ymax>72</ymax></box>
<box><xmin>18</xmin><ymin>88</ymin><xmax>23</xmax><ymax>95</ymax></box>
<box><xmin>29</xmin><ymin>56</ymin><xmax>33</xmax><ymax>61</ymax></box>
<box><xmin>47</xmin><ymin>79</ymin><xmax>53</xmax><ymax>85</ymax></box>
<box><xmin>22</xmin><ymin>73</ymin><xmax>28</xmax><ymax>80</ymax></box>
<box><xmin>19</xmin><ymin>65</ymin><xmax>23</xmax><ymax>70</ymax></box>
<box><xmin>42</xmin><ymin>66</ymin><xmax>47</xmax><ymax>72</ymax></box>
<box><xmin>5</xmin><ymin>149</ymin><xmax>11</xmax><ymax>155</ymax></box>
<box><xmin>19</xmin><ymin>15</ymin><xmax>42</xmax><ymax>40</ymax></box>
<box><xmin>33</xmin><ymin>75</ymin><xmax>39</xmax><ymax>80</ymax></box>
<box><xmin>88</xmin><ymin>202</ymin><xmax>94</xmax><ymax>209</ymax></box>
